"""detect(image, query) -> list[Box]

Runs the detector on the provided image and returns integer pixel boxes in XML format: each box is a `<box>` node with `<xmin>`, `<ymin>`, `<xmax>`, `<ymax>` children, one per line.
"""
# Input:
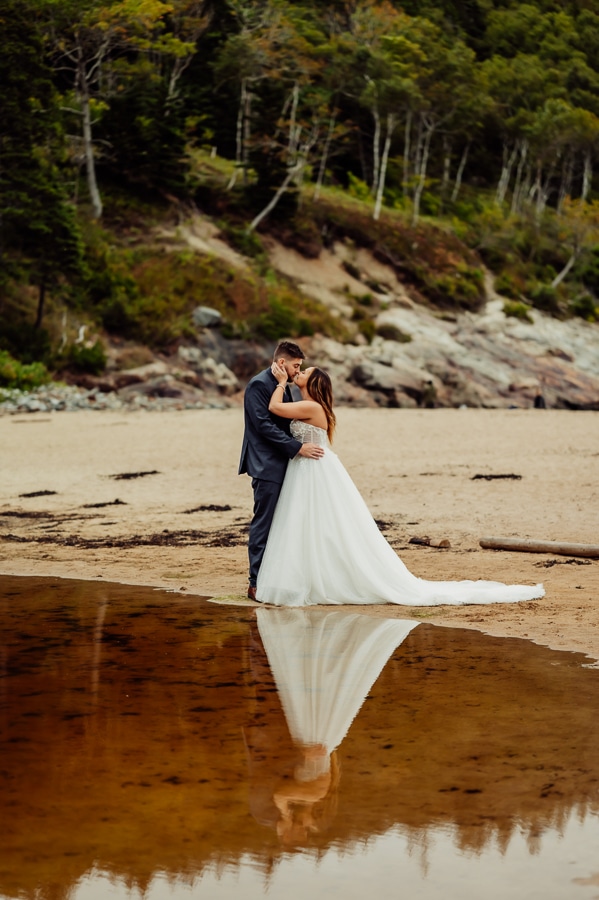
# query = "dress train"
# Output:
<box><xmin>256</xmin><ymin>422</ymin><xmax>544</xmax><ymax>607</ymax></box>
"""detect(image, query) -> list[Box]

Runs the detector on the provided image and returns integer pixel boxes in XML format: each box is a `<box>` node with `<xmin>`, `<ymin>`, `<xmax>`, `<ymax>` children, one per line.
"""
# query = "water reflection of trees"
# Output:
<box><xmin>0</xmin><ymin>577</ymin><xmax>598</xmax><ymax>899</ymax></box>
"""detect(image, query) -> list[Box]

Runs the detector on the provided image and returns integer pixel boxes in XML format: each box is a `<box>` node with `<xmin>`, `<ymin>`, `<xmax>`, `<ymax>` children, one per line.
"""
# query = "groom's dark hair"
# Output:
<box><xmin>273</xmin><ymin>340</ymin><xmax>305</xmax><ymax>361</ymax></box>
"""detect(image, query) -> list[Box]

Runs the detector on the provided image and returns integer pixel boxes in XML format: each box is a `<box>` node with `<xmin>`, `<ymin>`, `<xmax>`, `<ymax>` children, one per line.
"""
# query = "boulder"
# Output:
<box><xmin>196</xmin><ymin>357</ymin><xmax>240</xmax><ymax>395</ymax></box>
<box><xmin>192</xmin><ymin>306</ymin><xmax>222</xmax><ymax>328</ymax></box>
<box><xmin>117</xmin><ymin>375</ymin><xmax>203</xmax><ymax>401</ymax></box>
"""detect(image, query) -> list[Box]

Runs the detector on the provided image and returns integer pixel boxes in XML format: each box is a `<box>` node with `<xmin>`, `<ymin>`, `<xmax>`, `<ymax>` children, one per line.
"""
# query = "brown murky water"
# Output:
<box><xmin>1</xmin><ymin>576</ymin><xmax>598</xmax><ymax>900</ymax></box>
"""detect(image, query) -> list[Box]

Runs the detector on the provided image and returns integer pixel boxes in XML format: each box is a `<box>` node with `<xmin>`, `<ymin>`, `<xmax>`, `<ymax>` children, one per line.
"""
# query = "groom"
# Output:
<box><xmin>239</xmin><ymin>340</ymin><xmax>324</xmax><ymax>600</ymax></box>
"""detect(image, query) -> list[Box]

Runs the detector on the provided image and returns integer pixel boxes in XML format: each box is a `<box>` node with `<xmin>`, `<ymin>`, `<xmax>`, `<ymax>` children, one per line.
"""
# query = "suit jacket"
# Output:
<box><xmin>238</xmin><ymin>368</ymin><xmax>302</xmax><ymax>483</ymax></box>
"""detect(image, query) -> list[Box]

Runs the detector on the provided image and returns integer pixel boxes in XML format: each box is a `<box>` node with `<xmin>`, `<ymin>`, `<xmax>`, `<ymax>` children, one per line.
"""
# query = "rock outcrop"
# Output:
<box><xmin>3</xmin><ymin>222</ymin><xmax>598</xmax><ymax>414</ymax></box>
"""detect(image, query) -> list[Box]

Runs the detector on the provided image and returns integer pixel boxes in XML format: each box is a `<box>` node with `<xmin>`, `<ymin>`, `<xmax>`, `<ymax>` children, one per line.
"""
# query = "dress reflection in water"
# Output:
<box><xmin>246</xmin><ymin>607</ymin><xmax>419</xmax><ymax>845</ymax></box>
<box><xmin>257</xmin><ymin>421</ymin><xmax>545</xmax><ymax>607</ymax></box>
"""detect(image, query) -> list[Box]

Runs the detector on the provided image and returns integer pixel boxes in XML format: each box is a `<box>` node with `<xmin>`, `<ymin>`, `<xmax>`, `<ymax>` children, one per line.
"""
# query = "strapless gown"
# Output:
<box><xmin>255</xmin><ymin>421</ymin><xmax>545</xmax><ymax>607</ymax></box>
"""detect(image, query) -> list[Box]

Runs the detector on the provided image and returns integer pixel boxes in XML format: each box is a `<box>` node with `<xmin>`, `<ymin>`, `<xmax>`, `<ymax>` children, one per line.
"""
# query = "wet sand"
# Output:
<box><xmin>0</xmin><ymin>407</ymin><xmax>598</xmax><ymax>661</ymax></box>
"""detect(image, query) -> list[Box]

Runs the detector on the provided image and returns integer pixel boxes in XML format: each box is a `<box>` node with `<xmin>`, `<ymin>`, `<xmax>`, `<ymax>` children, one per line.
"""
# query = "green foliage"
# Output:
<box><xmin>0</xmin><ymin>350</ymin><xmax>49</xmax><ymax>390</ymax></box>
<box><xmin>98</xmin><ymin>70</ymin><xmax>189</xmax><ymax>195</ymax></box>
<box><xmin>568</xmin><ymin>293</ymin><xmax>598</xmax><ymax>322</ymax></box>
<box><xmin>218</xmin><ymin>222</ymin><xmax>266</xmax><ymax>260</ymax></box>
<box><xmin>347</xmin><ymin>173</ymin><xmax>371</xmax><ymax>202</ymax></box>
<box><xmin>356</xmin><ymin>292</ymin><xmax>373</xmax><ymax>306</ymax></box>
<box><xmin>0</xmin><ymin>310</ymin><xmax>53</xmax><ymax>364</ymax></box>
<box><xmin>0</xmin><ymin>0</ymin><xmax>84</xmax><ymax>303</ymax></box>
<box><xmin>503</xmin><ymin>300</ymin><xmax>534</xmax><ymax>323</ymax></box>
<box><xmin>342</xmin><ymin>260</ymin><xmax>363</xmax><ymax>281</ymax></box>
<box><xmin>4</xmin><ymin>0</ymin><xmax>599</xmax><ymax>369</ymax></box>
<box><xmin>527</xmin><ymin>282</ymin><xmax>561</xmax><ymax>314</ymax></box>
<box><xmin>431</xmin><ymin>264</ymin><xmax>484</xmax><ymax>310</ymax></box>
<box><xmin>357</xmin><ymin>319</ymin><xmax>376</xmax><ymax>343</ymax></box>
<box><xmin>494</xmin><ymin>273</ymin><xmax>523</xmax><ymax>299</ymax></box>
<box><xmin>376</xmin><ymin>323</ymin><xmax>412</xmax><ymax>342</ymax></box>
<box><xmin>77</xmin><ymin>226</ymin><xmax>345</xmax><ymax>347</ymax></box>
<box><xmin>62</xmin><ymin>340</ymin><xmax>107</xmax><ymax>375</ymax></box>
<box><xmin>575</xmin><ymin>248</ymin><xmax>599</xmax><ymax>295</ymax></box>
<box><xmin>254</xmin><ymin>298</ymin><xmax>308</xmax><ymax>341</ymax></box>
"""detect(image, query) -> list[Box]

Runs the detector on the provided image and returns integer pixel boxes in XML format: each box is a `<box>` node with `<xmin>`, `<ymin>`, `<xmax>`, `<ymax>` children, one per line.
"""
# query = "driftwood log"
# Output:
<box><xmin>480</xmin><ymin>537</ymin><xmax>599</xmax><ymax>559</ymax></box>
<box><xmin>409</xmin><ymin>536</ymin><xmax>451</xmax><ymax>549</ymax></box>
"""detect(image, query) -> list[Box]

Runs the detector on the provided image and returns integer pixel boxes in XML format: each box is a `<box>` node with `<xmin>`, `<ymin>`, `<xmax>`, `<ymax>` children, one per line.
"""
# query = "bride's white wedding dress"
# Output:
<box><xmin>256</xmin><ymin>421</ymin><xmax>544</xmax><ymax>607</ymax></box>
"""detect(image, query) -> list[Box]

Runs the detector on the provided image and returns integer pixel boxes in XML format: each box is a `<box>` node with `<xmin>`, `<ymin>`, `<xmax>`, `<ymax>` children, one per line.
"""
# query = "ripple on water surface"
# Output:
<box><xmin>0</xmin><ymin>575</ymin><xmax>598</xmax><ymax>900</ymax></box>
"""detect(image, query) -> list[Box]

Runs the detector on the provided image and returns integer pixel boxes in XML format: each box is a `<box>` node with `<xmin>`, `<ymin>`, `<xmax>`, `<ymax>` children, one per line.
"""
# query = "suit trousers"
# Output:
<box><xmin>248</xmin><ymin>478</ymin><xmax>283</xmax><ymax>587</ymax></box>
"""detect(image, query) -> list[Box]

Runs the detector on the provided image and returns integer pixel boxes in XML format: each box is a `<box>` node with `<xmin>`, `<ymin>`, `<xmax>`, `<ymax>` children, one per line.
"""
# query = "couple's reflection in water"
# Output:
<box><xmin>244</xmin><ymin>608</ymin><xmax>419</xmax><ymax>846</ymax></box>
<box><xmin>2</xmin><ymin>577</ymin><xmax>599</xmax><ymax>900</ymax></box>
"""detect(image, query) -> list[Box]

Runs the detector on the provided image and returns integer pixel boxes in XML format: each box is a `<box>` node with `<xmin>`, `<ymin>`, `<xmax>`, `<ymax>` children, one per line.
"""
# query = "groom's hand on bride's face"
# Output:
<box><xmin>271</xmin><ymin>361</ymin><xmax>288</xmax><ymax>383</ymax></box>
<box><xmin>298</xmin><ymin>443</ymin><xmax>324</xmax><ymax>459</ymax></box>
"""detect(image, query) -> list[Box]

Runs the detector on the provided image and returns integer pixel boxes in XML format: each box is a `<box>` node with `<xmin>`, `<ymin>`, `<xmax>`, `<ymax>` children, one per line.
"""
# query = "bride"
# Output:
<box><xmin>255</xmin><ymin>363</ymin><xmax>544</xmax><ymax>607</ymax></box>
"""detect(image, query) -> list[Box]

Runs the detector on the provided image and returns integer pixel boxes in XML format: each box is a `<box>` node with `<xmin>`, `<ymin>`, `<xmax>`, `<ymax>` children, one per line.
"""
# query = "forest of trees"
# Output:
<box><xmin>2</xmin><ymin>0</ymin><xmax>599</xmax><ymax>378</ymax></box>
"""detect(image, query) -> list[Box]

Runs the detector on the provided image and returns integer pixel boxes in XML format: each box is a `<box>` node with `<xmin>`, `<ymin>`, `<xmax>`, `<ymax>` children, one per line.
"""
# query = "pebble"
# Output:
<box><xmin>0</xmin><ymin>384</ymin><xmax>231</xmax><ymax>414</ymax></box>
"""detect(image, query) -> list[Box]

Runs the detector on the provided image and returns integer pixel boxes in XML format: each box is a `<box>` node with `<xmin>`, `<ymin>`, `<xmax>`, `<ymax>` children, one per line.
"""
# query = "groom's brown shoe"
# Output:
<box><xmin>247</xmin><ymin>586</ymin><xmax>257</xmax><ymax>601</ymax></box>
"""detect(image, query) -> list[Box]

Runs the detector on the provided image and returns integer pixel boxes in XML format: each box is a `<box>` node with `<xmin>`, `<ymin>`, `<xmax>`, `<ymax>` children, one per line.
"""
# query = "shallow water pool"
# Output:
<box><xmin>1</xmin><ymin>576</ymin><xmax>598</xmax><ymax>899</ymax></box>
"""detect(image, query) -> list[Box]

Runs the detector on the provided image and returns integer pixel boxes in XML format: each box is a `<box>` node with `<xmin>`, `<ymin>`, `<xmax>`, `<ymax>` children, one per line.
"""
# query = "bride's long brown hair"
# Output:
<box><xmin>306</xmin><ymin>367</ymin><xmax>336</xmax><ymax>442</ymax></box>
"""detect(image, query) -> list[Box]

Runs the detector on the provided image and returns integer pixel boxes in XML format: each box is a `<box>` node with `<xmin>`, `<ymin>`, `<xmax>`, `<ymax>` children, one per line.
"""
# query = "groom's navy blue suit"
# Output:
<box><xmin>239</xmin><ymin>367</ymin><xmax>302</xmax><ymax>588</ymax></box>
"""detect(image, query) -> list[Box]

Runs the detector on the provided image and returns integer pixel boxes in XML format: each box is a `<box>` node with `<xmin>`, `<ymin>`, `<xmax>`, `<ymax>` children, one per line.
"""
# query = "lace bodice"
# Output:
<box><xmin>291</xmin><ymin>420</ymin><xmax>328</xmax><ymax>447</ymax></box>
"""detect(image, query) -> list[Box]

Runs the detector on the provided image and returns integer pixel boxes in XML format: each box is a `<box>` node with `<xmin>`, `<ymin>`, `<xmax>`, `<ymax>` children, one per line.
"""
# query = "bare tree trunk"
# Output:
<box><xmin>413</xmin><ymin>114</ymin><xmax>424</xmax><ymax>190</ymax></box>
<box><xmin>496</xmin><ymin>141</ymin><xmax>518</xmax><ymax>207</ymax></box>
<box><xmin>557</xmin><ymin>152</ymin><xmax>574</xmax><ymax>214</ymax></box>
<box><xmin>34</xmin><ymin>281</ymin><xmax>46</xmax><ymax>330</ymax></box>
<box><xmin>534</xmin><ymin>162</ymin><xmax>554</xmax><ymax>222</ymax></box>
<box><xmin>357</xmin><ymin>131</ymin><xmax>369</xmax><ymax>184</ymax></box>
<box><xmin>166</xmin><ymin>55</ymin><xmax>193</xmax><ymax>106</ymax></box>
<box><xmin>373</xmin><ymin>113</ymin><xmax>395</xmax><ymax>221</ymax></box>
<box><xmin>247</xmin><ymin>163</ymin><xmax>303</xmax><ymax>232</ymax></box>
<box><xmin>450</xmin><ymin>140</ymin><xmax>470</xmax><ymax>203</ymax></box>
<box><xmin>313</xmin><ymin>115</ymin><xmax>335</xmax><ymax>201</ymax></box>
<box><xmin>440</xmin><ymin>134</ymin><xmax>451</xmax><ymax>206</ymax></box>
<box><xmin>79</xmin><ymin>71</ymin><xmax>102</xmax><ymax>219</ymax></box>
<box><xmin>551</xmin><ymin>249</ymin><xmax>578</xmax><ymax>288</ymax></box>
<box><xmin>228</xmin><ymin>78</ymin><xmax>251</xmax><ymax>190</ymax></box>
<box><xmin>521</xmin><ymin>162</ymin><xmax>532</xmax><ymax>204</ymax></box>
<box><xmin>288</xmin><ymin>82</ymin><xmax>300</xmax><ymax>163</ymax></box>
<box><xmin>510</xmin><ymin>138</ymin><xmax>528</xmax><ymax>215</ymax></box>
<box><xmin>242</xmin><ymin>85</ymin><xmax>252</xmax><ymax>184</ymax></box>
<box><xmin>412</xmin><ymin>120</ymin><xmax>434</xmax><ymax>224</ymax></box>
<box><xmin>371</xmin><ymin>106</ymin><xmax>381</xmax><ymax>195</ymax></box>
<box><xmin>582</xmin><ymin>150</ymin><xmax>593</xmax><ymax>201</ymax></box>
<box><xmin>402</xmin><ymin>108</ymin><xmax>412</xmax><ymax>198</ymax></box>
<box><xmin>247</xmin><ymin>124</ymin><xmax>318</xmax><ymax>232</ymax></box>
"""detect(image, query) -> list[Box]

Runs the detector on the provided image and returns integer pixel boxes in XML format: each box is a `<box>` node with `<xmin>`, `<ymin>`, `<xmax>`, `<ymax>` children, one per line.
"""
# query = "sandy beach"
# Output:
<box><xmin>1</xmin><ymin>407</ymin><xmax>598</xmax><ymax>661</ymax></box>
